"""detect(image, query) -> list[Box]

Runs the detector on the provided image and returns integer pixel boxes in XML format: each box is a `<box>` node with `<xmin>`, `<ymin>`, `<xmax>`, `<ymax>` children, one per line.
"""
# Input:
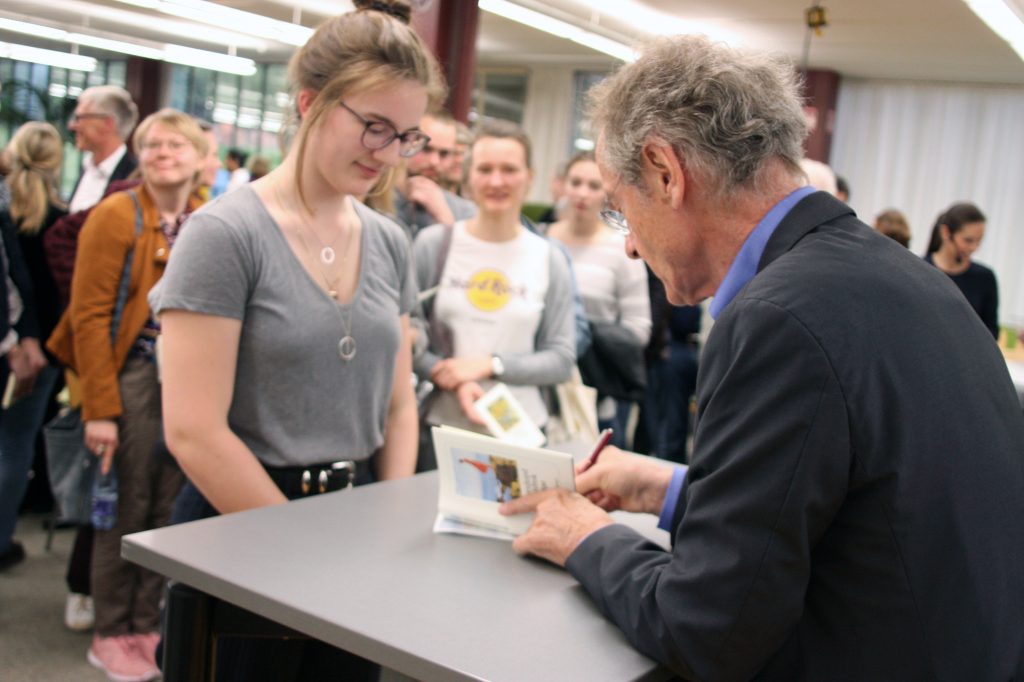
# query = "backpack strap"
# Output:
<box><xmin>109</xmin><ymin>190</ymin><xmax>144</xmax><ymax>343</ymax></box>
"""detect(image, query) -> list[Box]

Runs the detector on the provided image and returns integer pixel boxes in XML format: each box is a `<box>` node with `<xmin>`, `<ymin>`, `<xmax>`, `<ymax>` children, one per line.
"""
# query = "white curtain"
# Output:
<box><xmin>830</xmin><ymin>78</ymin><xmax>1024</xmax><ymax>328</ymax></box>
<box><xmin>521</xmin><ymin>66</ymin><xmax>574</xmax><ymax>205</ymax></box>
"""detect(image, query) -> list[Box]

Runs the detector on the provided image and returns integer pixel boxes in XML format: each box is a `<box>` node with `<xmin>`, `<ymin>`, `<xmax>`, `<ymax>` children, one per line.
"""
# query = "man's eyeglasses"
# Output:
<box><xmin>339</xmin><ymin>102</ymin><xmax>430</xmax><ymax>158</ymax></box>
<box><xmin>600</xmin><ymin>206</ymin><xmax>629</xmax><ymax>235</ymax></box>
<box><xmin>68</xmin><ymin>112</ymin><xmax>111</xmax><ymax>125</ymax></box>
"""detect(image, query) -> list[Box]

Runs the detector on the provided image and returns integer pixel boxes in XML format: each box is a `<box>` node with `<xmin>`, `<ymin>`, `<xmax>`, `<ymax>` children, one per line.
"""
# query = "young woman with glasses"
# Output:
<box><xmin>149</xmin><ymin>2</ymin><xmax>445</xmax><ymax>678</ymax></box>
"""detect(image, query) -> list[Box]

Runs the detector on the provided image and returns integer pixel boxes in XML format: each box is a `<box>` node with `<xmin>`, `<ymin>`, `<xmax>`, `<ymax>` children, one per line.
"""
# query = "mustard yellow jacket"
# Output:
<box><xmin>48</xmin><ymin>185</ymin><xmax>202</xmax><ymax>421</ymax></box>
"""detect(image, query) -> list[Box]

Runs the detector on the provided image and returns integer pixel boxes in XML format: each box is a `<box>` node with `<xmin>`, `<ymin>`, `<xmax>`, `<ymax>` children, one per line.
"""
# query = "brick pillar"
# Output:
<box><xmin>411</xmin><ymin>0</ymin><xmax>480</xmax><ymax>122</ymax></box>
<box><xmin>801</xmin><ymin>68</ymin><xmax>840</xmax><ymax>163</ymax></box>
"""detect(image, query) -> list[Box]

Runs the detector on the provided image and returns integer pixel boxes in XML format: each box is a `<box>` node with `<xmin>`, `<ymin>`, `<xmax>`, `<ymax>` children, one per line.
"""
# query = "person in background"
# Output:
<box><xmin>45</xmin><ymin>84</ymin><xmax>139</xmax><ymax>634</ymax></box>
<box><xmin>836</xmin><ymin>175</ymin><xmax>850</xmax><ymax>203</ymax></box>
<box><xmin>224</xmin><ymin>148</ymin><xmax>251</xmax><ymax>192</ymax></box>
<box><xmin>501</xmin><ymin>35</ymin><xmax>1024</xmax><ymax>680</ymax></box>
<box><xmin>798</xmin><ymin>157</ymin><xmax>837</xmax><ymax>195</ymax></box>
<box><xmin>150</xmin><ymin>2</ymin><xmax>444</xmax><ymax>678</ymax></box>
<box><xmin>248</xmin><ymin>155</ymin><xmax>271</xmax><ymax>181</ymax></box>
<box><xmin>924</xmin><ymin>202</ymin><xmax>998</xmax><ymax>338</ymax></box>
<box><xmin>393</xmin><ymin>110</ymin><xmax>476</xmax><ymax>239</ymax></box>
<box><xmin>48</xmin><ymin>109</ymin><xmax>207</xmax><ymax>682</ymax></box>
<box><xmin>413</xmin><ymin>121</ymin><xmax>576</xmax><ymax>438</ymax></box>
<box><xmin>66</xmin><ymin>86</ymin><xmax>139</xmax><ymax>214</ymax></box>
<box><xmin>195</xmin><ymin>119</ymin><xmax>222</xmax><ymax>198</ymax></box>
<box><xmin>545</xmin><ymin>151</ymin><xmax>649</xmax><ymax>448</ymax></box>
<box><xmin>440</xmin><ymin>120</ymin><xmax>470</xmax><ymax>195</ymax></box>
<box><xmin>639</xmin><ymin>282</ymin><xmax>701</xmax><ymax>465</ymax></box>
<box><xmin>874</xmin><ymin>208</ymin><xmax>911</xmax><ymax>248</ymax></box>
<box><xmin>536</xmin><ymin>159</ymin><xmax>568</xmax><ymax>224</ymax></box>
<box><xmin>0</xmin><ymin>122</ymin><xmax>68</xmax><ymax>570</ymax></box>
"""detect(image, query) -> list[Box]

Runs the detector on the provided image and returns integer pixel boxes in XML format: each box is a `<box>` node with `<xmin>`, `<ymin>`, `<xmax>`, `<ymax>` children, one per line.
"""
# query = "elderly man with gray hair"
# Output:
<box><xmin>67</xmin><ymin>85</ymin><xmax>139</xmax><ymax>213</ymax></box>
<box><xmin>501</xmin><ymin>35</ymin><xmax>1024</xmax><ymax>680</ymax></box>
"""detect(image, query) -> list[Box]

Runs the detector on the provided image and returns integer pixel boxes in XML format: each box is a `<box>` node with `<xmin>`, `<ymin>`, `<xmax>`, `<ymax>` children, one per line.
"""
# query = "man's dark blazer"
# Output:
<box><xmin>566</xmin><ymin>192</ymin><xmax>1024</xmax><ymax>681</ymax></box>
<box><xmin>67</xmin><ymin>150</ymin><xmax>137</xmax><ymax>201</ymax></box>
<box><xmin>45</xmin><ymin>153</ymin><xmax>138</xmax><ymax>306</ymax></box>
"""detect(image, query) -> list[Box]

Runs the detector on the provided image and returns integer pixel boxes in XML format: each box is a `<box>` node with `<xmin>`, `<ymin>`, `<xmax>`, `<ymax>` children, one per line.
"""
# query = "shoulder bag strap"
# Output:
<box><xmin>109</xmin><ymin>190</ymin><xmax>144</xmax><ymax>343</ymax></box>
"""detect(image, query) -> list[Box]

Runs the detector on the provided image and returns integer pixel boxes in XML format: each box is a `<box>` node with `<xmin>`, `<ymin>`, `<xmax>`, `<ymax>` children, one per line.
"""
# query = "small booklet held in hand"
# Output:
<box><xmin>472</xmin><ymin>382</ymin><xmax>546</xmax><ymax>449</ymax></box>
<box><xmin>432</xmin><ymin>426</ymin><xmax>576</xmax><ymax>541</ymax></box>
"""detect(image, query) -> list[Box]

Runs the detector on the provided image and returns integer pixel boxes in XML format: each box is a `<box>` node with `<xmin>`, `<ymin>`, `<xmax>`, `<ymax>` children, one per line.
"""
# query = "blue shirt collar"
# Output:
<box><xmin>708</xmin><ymin>186</ymin><xmax>816</xmax><ymax>319</ymax></box>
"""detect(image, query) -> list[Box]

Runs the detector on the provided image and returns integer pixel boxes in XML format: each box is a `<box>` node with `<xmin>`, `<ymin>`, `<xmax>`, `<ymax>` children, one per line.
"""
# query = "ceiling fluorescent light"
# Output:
<box><xmin>964</xmin><ymin>0</ymin><xmax>1024</xmax><ymax>60</ymax></box>
<box><xmin>66</xmin><ymin>33</ymin><xmax>163</xmax><ymax>60</ymax></box>
<box><xmin>44</xmin><ymin>0</ymin><xmax>269</xmax><ymax>51</ymax></box>
<box><xmin>113</xmin><ymin>0</ymin><xmax>313</xmax><ymax>46</ymax></box>
<box><xmin>0</xmin><ymin>17</ymin><xmax>68</xmax><ymax>41</ymax></box>
<box><xmin>0</xmin><ymin>41</ymin><xmax>97</xmax><ymax>71</ymax></box>
<box><xmin>479</xmin><ymin>0</ymin><xmax>636</xmax><ymax>62</ymax></box>
<box><xmin>162</xmin><ymin>45</ymin><xmax>256</xmax><ymax>75</ymax></box>
<box><xmin>0</xmin><ymin>15</ymin><xmax>256</xmax><ymax>76</ymax></box>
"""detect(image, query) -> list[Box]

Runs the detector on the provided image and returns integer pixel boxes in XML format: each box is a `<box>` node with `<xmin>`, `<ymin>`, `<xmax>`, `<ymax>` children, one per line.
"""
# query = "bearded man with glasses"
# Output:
<box><xmin>392</xmin><ymin>110</ymin><xmax>477</xmax><ymax>240</ymax></box>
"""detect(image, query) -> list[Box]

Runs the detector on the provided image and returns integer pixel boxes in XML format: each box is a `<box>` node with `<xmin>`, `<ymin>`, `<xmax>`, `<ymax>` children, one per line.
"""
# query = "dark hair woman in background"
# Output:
<box><xmin>924</xmin><ymin>202</ymin><xmax>998</xmax><ymax>338</ymax></box>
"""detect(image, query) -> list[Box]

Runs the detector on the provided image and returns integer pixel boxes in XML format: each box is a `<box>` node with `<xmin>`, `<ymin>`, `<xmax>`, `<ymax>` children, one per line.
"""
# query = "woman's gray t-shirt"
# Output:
<box><xmin>149</xmin><ymin>185</ymin><xmax>416</xmax><ymax>467</ymax></box>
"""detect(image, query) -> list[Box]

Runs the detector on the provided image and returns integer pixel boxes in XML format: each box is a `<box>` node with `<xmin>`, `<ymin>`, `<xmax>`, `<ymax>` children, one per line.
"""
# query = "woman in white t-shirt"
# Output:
<box><xmin>413</xmin><ymin>121</ymin><xmax>576</xmax><ymax>434</ymax></box>
<box><xmin>545</xmin><ymin>152</ymin><xmax>650</xmax><ymax>446</ymax></box>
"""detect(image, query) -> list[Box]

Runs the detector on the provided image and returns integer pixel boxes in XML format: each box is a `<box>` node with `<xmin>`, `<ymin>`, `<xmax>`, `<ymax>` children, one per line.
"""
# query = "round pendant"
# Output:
<box><xmin>320</xmin><ymin>246</ymin><xmax>336</xmax><ymax>265</ymax></box>
<box><xmin>338</xmin><ymin>335</ymin><xmax>357</xmax><ymax>362</ymax></box>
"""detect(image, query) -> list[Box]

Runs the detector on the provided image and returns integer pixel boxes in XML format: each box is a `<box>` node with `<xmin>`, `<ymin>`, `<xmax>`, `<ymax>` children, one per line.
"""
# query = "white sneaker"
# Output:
<box><xmin>65</xmin><ymin>593</ymin><xmax>95</xmax><ymax>631</ymax></box>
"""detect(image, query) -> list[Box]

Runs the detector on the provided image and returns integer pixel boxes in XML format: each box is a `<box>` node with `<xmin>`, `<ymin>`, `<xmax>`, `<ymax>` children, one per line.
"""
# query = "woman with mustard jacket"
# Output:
<box><xmin>48</xmin><ymin>108</ymin><xmax>206</xmax><ymax>682</ymax></box>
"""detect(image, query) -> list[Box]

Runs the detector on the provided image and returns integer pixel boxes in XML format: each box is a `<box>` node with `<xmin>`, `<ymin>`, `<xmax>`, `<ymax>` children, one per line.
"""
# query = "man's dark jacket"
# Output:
<box><xmin>567</xmin><ymin>192</ymin><xmax>1024</xmax><ymax>681</ymax></box>
<box><xmin>44</xmin><ymin>153</ymin><xmax>137</xmax><ymax>304</ymax></box>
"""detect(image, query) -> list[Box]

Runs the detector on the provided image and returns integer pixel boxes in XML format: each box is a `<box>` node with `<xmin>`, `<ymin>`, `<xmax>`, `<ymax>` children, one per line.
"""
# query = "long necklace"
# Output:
<box><xmin>304</xmin><ymin>222</ymin><xmax>343</xmax><ymax>265</ymax></box>
<box><xmin>293</xmin><ymin>215</ymin><xmax>360</xmax><ymax>362</ymax></box>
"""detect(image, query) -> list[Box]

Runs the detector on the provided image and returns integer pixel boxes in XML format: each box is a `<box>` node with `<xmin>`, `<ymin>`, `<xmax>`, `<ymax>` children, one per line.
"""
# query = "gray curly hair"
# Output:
<box><xmin>589</xmin><ymin>36</ymin><xmax>808</xmax><ymax>199</ymax></box>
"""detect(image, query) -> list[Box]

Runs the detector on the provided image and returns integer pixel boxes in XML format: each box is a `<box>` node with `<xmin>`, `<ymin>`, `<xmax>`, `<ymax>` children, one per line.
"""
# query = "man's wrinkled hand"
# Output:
<box><xmin>500</xmin><ymin>489</ymin><xmax>613</xmax><ymax>567</ymax></box>
<box><xmin>575</xmin><ymin>446</ymin><xmax>674</xmax><ymax>516</ymax></box>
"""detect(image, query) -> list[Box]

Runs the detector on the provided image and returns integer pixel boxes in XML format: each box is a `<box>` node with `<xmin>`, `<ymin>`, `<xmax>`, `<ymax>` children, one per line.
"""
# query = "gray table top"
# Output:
<box><xmin>123</xmin><ymin>470</ymin><xmax>672</xmax><ymax>682</ymax></box>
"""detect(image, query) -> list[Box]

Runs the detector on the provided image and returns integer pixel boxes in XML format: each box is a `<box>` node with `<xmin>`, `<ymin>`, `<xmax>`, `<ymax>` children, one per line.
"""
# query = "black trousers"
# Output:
<box><xmin>161</xmin><ymin>463</ymin><xmax>380</xmax><ymax>682</ymax></box>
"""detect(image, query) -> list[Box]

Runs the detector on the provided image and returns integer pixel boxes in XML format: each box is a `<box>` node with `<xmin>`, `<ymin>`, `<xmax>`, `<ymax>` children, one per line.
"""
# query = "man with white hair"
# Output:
<box><xmin>502</xmin><ymin>35</ymin><xmax>1024</xmax><ymax>680</ymax></box>
<box><xmin>67</xmin><ymin>85</ymin><xmax>139</xmax><ymax>213</ymax></box>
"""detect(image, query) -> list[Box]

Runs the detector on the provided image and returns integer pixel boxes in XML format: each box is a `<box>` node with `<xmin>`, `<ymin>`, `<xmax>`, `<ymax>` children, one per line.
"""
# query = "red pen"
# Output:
<box><xmin>579</xmin><ymin>428</ymin><xmax>614</xmax><ymax>473</ymax></box>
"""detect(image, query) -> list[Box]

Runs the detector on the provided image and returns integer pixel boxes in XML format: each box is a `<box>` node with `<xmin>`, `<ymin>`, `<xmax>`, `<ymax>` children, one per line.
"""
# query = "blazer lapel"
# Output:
<box><xmin>758</xmin><ymin>191</ymin><xmax>854</xmax><ymax>272</ymax></box>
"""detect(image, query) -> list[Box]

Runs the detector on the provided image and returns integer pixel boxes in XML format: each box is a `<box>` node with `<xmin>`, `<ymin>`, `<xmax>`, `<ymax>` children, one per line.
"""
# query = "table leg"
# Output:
<box><xmin>162</xmin><ymin>580</ymin><xmax>213</xmax><ymax>682</ymax></box>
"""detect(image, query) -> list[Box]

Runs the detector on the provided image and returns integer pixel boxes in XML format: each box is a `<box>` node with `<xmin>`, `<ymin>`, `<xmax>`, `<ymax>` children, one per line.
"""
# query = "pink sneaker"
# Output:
<box><xmin>87</xmin><ymin>634</ymin><xmax>161</xmax><ymax>682</ymax></box>
<box><xmin>133</xmin><ymin>632</ymin><xmax>162</xmax><ymax>670</ymax></box>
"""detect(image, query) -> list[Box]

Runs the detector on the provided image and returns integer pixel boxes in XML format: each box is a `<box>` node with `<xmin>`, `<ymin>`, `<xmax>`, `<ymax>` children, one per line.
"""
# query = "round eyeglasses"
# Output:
<box><xmin>600</xmin><ymin>208</ymin><xmax>629</xmax><ymax>236</ymax></box>
<box><xmin>339</xmin><ymin>102</ymin><xmax>430</xmax><ymax>158</ymax></box>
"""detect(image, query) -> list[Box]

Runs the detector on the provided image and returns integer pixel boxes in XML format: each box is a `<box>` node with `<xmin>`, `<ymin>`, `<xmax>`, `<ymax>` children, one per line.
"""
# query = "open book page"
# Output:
<box><xmin>432</xmin><ymin>426</ymin><xmax>576</xmax><ymax>538</ymax></box>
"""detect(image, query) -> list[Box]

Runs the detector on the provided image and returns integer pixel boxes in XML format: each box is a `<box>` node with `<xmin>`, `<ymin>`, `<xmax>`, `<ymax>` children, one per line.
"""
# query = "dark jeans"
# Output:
<box><xmin>163</xmin><ymin>465</ymin><xmax>380</xmax><ymax>682</ymax></box>
<box><xmin>643</xmin><ymin>340</ymin><xmax>699</xmax><ymax>464</ymax></box>
<box><xmin>0</xmin><ymin>365</ymin><xmax>60</xmax><ymax>553</ymax></box>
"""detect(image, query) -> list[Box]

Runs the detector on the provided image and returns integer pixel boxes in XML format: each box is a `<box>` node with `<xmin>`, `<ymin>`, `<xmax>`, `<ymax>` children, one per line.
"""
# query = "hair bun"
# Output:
<box><xmin>353</xmin><ymin>0</ymin><xmax>412</xmax><ymax>25</ymax></box>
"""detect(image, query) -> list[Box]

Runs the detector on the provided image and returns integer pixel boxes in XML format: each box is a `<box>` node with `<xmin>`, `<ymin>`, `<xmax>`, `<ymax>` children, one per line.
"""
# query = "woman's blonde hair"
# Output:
<box><xmin>132</xmin><ymin>108</ymin><xmax>209</xmax><ymax>185</ymax></box>
<box><xmin>287</xmin><ymin>1</ymin><xmax>446</xmax><ymax>213</ymax></box>
<box><xmin>5</xmin><ymin>121</ymin><xmax>65</xmax><ymax>234</ymax></box>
